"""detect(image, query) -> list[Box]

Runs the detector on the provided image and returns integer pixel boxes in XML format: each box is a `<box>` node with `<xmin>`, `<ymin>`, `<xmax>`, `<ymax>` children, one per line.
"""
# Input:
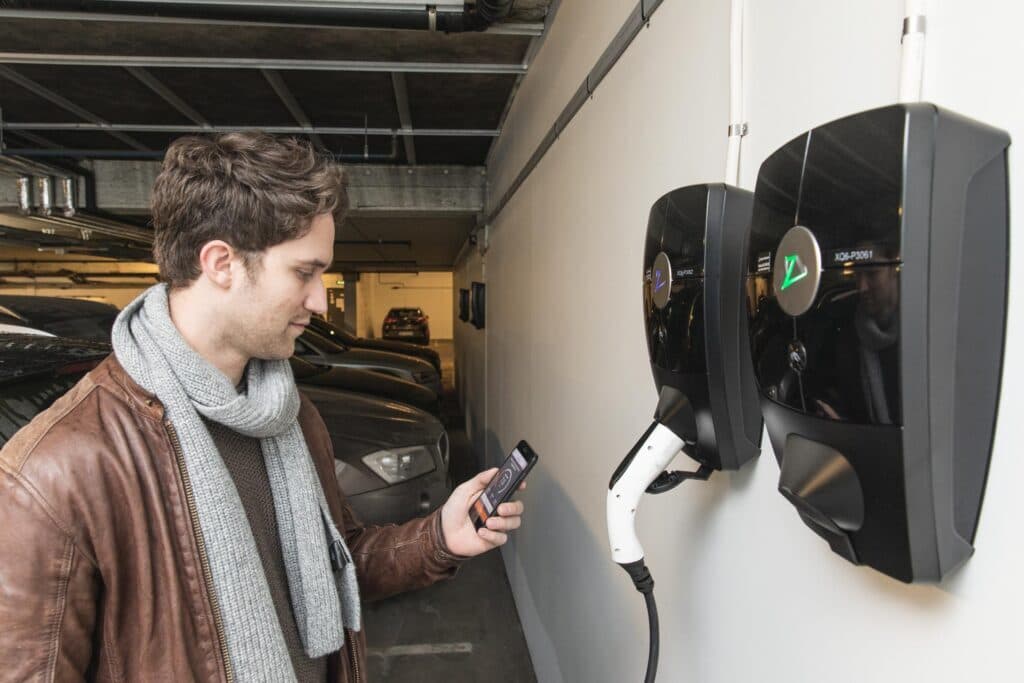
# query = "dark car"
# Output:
<box><xmin>302</xmin><ymin>384</ymin><xmax>451</xmax><ymax>524</ymax></box>
<box><xmin>382</xmin><ymin>307</ymin><xmax>431</xmax><ymax>345</ymax></box>
<box><xmin>0</xmin><ymin>335</ymin><xmax>112</xmax><ymax>445</ymax></box>
<box><xmin>290</xmin><ymin>356</ymin><xmax>440</xmax><ymax>416</ymax></box>
<box><xmin>296</xmin><ymin>328</ymin><xmax>442</xmax><ymax>397</ymax></box>
<box><xmin>308</xmin><ymin>317</ymin><xmax>441</xmax><ymax>374</ymax></box>
<box><xmin>0</xmin><ymin>295</ymin><xmax>119</xmax><ymax>342</ymax></box>
<box><xmin>0</xmin><ymin>334</ymin><xmax>450</xmax><ymax>525</ymax></box>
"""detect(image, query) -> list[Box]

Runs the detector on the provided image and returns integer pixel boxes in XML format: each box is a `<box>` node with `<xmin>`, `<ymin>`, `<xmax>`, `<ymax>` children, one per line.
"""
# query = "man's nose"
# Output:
<box><xmin>307</xmin><ymin>281</ymin><xmax>328</xmax><ymax>315</ymax></box>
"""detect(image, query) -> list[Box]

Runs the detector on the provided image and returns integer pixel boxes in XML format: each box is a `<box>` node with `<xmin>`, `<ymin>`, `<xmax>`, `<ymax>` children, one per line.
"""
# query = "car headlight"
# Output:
<box><xmin>362</xmin><ymin>445</ymin><xmax>436</xmax><ymax>484</ymax></box>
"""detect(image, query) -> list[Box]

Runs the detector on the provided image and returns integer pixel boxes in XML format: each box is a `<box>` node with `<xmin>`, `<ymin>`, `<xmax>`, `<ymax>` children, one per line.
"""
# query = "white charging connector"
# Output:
<box><xmin>607</xmin><ymin>423</ymin><xmax>684</xmax><ymax>564</ymax></box>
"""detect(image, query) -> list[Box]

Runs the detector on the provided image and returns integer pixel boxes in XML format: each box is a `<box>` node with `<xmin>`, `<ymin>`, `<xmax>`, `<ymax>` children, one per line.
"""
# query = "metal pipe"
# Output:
<box><xmin>0</xmin><ymin>9</ymin><xmax>545</xmax><ymax>36</ymax></box>
<box><xmin>0</xmin><ymin>52</ymin><xmax>527</xmax><ymax>75</ymax></box>
<box><xmin>724</xmin><ymin>0</ymin><xmax>746</xmax><ymax>186</ymax></box>
<box><xmin>35</xmin><ymin>176</ymin><xmax>54</xmax><ymax>216</ymax></box>
<box><xmin>16</xmin><ymin>176</ymin><xmax>32</xmax><ymax>214</ymax></box>
<box><xmin>4</xmin><ymin>135</ymin><xmax>402</xmax><ymax>162</ymax></box>
<box><xmin>898</xmin><ymin>0</ymin><xmax>927</xmax><ymax>103</ymax></box>
<box><xmin>59</xmin><ymin>177</ymin><xmax>76</xmax><ymax>217</ymax></box>
<box><xmin>2</xmin><ymin>123</ymin><xmax>498</xmax><ymax>137</ymax></box>
<box><xmin>33</xmin><ymin>1</ymin><xmax>512</xmax><ymax>33</ymax></box>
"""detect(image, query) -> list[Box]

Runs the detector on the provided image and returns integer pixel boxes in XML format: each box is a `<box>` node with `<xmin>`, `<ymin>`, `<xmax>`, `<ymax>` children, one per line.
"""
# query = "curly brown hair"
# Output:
<box><xmin>151</xmin><ymin>132</ymin><xmax>347</xmax><ymax>288</ymax></box>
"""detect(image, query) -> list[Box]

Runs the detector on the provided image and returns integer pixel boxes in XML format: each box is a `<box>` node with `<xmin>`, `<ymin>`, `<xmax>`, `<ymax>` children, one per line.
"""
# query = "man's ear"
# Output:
<box><xmin>197</xmin><ymin>240</ymin><xmax>236</xmax><ymax>289</ymax></box>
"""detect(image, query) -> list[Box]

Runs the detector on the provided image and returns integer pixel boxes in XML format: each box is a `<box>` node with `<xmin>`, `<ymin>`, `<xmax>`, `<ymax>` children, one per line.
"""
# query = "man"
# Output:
<box><xmin>0</xmin><ymin>132</ymin><xmax>523</xmax><ymax>682</ymax></box>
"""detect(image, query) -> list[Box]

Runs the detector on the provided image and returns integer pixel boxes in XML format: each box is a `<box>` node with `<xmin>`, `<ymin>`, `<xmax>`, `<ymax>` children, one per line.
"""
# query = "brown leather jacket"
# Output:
<box><xmin>0</xmin><ymin>355</ymin><xmax>464</xmax><ymax>682</ymax></box>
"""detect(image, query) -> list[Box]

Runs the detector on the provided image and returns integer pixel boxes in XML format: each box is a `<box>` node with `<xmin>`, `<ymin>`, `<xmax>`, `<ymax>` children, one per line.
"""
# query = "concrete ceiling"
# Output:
<box><xmin>0</xmin><ymin>1</ymin><xmax>555</xmax><ymax>272</ymax></box>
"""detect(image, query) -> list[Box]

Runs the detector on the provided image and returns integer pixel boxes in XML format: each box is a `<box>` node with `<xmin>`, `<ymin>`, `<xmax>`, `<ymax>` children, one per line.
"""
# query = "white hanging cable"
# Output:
<box><xmin>725</xmin><ymin>0</ymin><xmax>746</xmax><ymax>186</ymax></box>
<box><xmin>898</xmin><ymin>0</ymin><xmax>927</xmax><ymax>103</ymax></box>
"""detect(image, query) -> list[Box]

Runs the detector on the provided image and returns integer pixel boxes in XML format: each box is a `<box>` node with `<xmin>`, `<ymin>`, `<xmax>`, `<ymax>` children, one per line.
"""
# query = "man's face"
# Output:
<box><xmin>856</xmin><ymin>265</ymin><xmax>899</xmax><ymax>323</ymax></box>
<box><xmin>224</xmin><ymin>213</ymin><xmax>335</xmax><ymax>360</ymax></box>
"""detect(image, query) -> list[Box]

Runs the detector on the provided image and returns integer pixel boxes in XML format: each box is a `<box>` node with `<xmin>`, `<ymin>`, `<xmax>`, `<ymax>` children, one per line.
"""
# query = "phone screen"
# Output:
<box><xmin>471</xmin><ymin>444</ymin><xmax>533</xmax><ymax>529</ymax></box>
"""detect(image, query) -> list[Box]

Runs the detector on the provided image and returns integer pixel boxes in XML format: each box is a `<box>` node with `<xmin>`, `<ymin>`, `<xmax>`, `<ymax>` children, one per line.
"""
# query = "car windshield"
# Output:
<box><xmin>391</xmin><ymin>309</ymin><xmax>423</xmax><ymax>320</ymax></box>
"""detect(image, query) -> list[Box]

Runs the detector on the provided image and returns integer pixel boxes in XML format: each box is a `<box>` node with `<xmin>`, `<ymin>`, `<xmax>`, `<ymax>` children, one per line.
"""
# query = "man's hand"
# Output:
<box><xmin>440</xmin><ymin>468</ymin><xmax>525</xmax><ymax>558</ymax></box>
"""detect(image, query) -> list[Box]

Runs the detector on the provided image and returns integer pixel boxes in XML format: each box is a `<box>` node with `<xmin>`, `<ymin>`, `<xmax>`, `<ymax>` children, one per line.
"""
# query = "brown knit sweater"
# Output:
<box><xmin>205</xmin><ymin>418</ymin><xmax>329</xmax><ymax>683</ymax></box>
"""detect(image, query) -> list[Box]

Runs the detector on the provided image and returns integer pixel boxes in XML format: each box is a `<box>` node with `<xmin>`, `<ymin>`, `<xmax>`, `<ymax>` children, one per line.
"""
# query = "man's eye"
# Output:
<box><xmin>297</xmin><ymin>270</ymin><xmax>315</xmax><ymax>281</ymax></box>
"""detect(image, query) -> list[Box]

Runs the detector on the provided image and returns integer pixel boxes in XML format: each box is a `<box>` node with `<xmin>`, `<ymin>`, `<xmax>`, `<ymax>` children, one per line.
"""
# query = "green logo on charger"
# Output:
<box><xmin>780</xmin><ymin>253</ymin><xmax>809</xmax><ymax>291</ymax></box>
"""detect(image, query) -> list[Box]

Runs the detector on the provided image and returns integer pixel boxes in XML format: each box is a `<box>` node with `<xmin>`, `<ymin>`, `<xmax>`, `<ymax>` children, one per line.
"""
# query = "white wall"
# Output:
<box><xmin>455</xmin><ymin>1</ymin><xmax>1024</xmax><ymax>681</ymax></box>
<box><xmin>353</xmin><ymin>271</ymin><xmax>453</xmax><ymax>339</ymax></box>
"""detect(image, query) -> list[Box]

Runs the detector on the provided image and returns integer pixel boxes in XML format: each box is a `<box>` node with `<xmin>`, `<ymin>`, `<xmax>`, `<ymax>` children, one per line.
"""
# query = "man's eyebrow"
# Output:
<box><xmin>297</xmin><ymin>259</ymin><xmax>330</xmax><ymax>269</ymax></box>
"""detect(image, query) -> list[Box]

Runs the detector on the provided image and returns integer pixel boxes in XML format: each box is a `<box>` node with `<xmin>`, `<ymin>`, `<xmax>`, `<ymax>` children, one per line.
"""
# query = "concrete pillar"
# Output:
<box><xmin>342</xmin><ymin>272</ymin><xmax>359</xmax><ymax>335</ymax></box>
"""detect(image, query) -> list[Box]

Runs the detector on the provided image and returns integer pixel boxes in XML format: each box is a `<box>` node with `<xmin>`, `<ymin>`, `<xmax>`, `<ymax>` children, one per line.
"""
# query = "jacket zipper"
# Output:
<box><xmin>347</xmin><ymin>630</ymin><xmax>362</xmax><ymax>683</ymax></box>
<box><xmin>166</xmin><ymin>420</ymin><xmax>235</xmax><ymax>683</ymax></box>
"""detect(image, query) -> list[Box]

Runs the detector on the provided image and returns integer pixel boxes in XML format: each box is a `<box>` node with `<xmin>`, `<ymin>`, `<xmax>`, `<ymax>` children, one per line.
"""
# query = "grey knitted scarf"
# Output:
<box><xmin>112</xmin><ymin>284</ymin><xmax>360</xmax><ymax>681</ymax></box>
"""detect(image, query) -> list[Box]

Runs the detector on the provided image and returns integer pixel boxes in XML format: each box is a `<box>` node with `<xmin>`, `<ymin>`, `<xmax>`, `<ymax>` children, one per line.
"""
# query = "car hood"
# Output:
<box><xmin>351</xmin><ymin>338</ymin><xmax>440</xmax><ymax>369</ymax></box>
<box><xmin>317</xmin><ymin>347</ymin><xmax>435</xmax><ymax>374</ymax></box>
<box><xmin>296</xmin><ymin>364</ymin><xmax>439</xmax><ymax>414</ymax></box>
<box><xmin>300</xmin><ymin>384</ymin><xmax>443</xmax><ymax>459</ymax></box>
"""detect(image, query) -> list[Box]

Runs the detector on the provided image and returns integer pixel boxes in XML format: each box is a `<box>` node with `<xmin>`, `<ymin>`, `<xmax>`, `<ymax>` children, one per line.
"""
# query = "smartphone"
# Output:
<box><xmin>470</xmin><ymin>440</ymin><xmax>538</xmax><ymax>530</ymax></box>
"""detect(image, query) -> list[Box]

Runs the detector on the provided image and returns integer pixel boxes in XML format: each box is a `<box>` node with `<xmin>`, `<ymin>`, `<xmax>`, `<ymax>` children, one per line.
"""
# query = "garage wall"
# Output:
<box><xmin>0</xmin><ymin>286</ymin><xmax>144</xmax><ymax>309</ymax></box>
<box><xmin>351</xmin><ymin>271</ymin><xmax>453</xmax><ymax>340</ymax></box>
<box><xmin>453</xmin><ymin>249</ymin><xmax>487</xmax><ymax>468</ymax></box>
<box><xmin>455</xmin><ymin>1</ymin><xmax>1024</xmax><ymax>681</ymax></box>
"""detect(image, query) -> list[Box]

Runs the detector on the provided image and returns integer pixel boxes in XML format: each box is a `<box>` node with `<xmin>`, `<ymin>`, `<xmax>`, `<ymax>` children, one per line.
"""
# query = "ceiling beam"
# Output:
<box><xmin>3</xmin><ymin>122</ymin><xmax>498</xmax><ymax>137</ymax></box>
<box><xmin>0</xmin><ymin>52</ymin><xmax>527</xmax><ymax>75</ymax></box>
<box><xmin>390</xmin><ymin>72</ymin><xmax>416</xmax><ymax>164</ymax></box>
<box><xmin>0</xmin><ymin>9</ymin><xmax>545</xmax><ymax>36</ymax></box>
<box><xmin>125</xmin><ymin>66</ymin><xmax>211</xmax><ymax>127</ymax></box>
<box><xmin>3</xmin><ymin>129</ymin><xmax>61</xmax><ymax>150</ymax></box>
<box><xmin>0</xmin><ymin>65</ymin><xmax>150</xmax><ymax>152</ymax></box>
<box><xmin>260</xmin><ymin>69</ymin><xmax>326</xmax><ymax>150</ymax></box>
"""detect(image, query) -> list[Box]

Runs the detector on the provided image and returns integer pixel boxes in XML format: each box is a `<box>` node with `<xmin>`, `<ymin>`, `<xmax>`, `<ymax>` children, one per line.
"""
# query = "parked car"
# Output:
<box><xmin>296</xmin><ymin>328</ymin><xmax>442</xmax><ymax>397</ymax></box>
<box><xmin>302</xmin><ymin>384</ymin><xmax>451</xmax><ymax>524</ymax></box>
<box><xmin>0</xmin><ymin>334</ymin><xmax>451</xmax><ymax>525</ymax></box>
<box><xmin>308</xmin><ymin>317</ymin><xmax>441</xmax><ymax>374</ymax></box>
<box><xmin>382</xmin><ymin>307</ymin><xmax>431</xmax><ymax>345</ymax></box>
<box><xmin>0</xmin><ymin>335</ymin><xmax>111</xmax><ymax>445</ymax></box>
<box><xmin>290</xmin><ymin>356</ymin><xmax>440</xmax><ymax>416</ymax></box>
<box><xmin>0</xmin><ymin>295</ymin><xmax>119</xmax><ymax>342</ymax></box>
<box><xmin>0</xmin><ymin>307</ymin><xmax>55</xmax><ymax>336</ymax></box>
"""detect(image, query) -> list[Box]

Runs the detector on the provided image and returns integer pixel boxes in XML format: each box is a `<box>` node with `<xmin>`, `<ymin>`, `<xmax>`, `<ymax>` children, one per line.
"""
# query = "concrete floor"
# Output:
<box><xmin>362</xmin><ymin>341</ymin><xmax>537</xmax><ymax>682</ymax></box>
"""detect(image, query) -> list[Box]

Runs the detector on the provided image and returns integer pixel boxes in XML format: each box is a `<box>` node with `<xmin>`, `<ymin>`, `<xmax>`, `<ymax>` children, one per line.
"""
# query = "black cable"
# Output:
<box><xmin>643</xmin><ymin>588</ymin><xmax>659</xmax><ymax>683</ymax></box>
<box><xmin>620</xmin><ymin>560</ymin><xmax>658</xmax><ymax>682</ymax></box>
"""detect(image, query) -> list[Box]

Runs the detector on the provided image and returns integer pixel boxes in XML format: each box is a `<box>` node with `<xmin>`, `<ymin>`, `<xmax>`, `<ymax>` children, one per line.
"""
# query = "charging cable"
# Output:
<box><xmin>608</xmin><ymin>422</ymin><xmax>713</xmax><ymax>681</ymax></box>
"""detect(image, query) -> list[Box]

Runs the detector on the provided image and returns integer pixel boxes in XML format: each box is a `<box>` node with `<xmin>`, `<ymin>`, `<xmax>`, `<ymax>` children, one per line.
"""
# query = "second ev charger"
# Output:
<box><xmin>746</xmin><ymin>104</ymin><xmax>1010</xmax><ymax>582</ymax></box>
<box><xmin>607</xmin><ymin>184</ymin><xmax>762</xmax><ymax>682</ymax></box>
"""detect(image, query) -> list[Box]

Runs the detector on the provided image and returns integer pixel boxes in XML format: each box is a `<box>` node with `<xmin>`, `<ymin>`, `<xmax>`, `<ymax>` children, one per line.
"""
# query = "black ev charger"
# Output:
<box><xmin>745</xmin><ymin>104</ymin><xmax>1010</xmax><ymax>582</ymax></box>
<box><xmin>608</xmin><ymin>184</ymin><xmax>763</xmax><ymax>682</ymax></box>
